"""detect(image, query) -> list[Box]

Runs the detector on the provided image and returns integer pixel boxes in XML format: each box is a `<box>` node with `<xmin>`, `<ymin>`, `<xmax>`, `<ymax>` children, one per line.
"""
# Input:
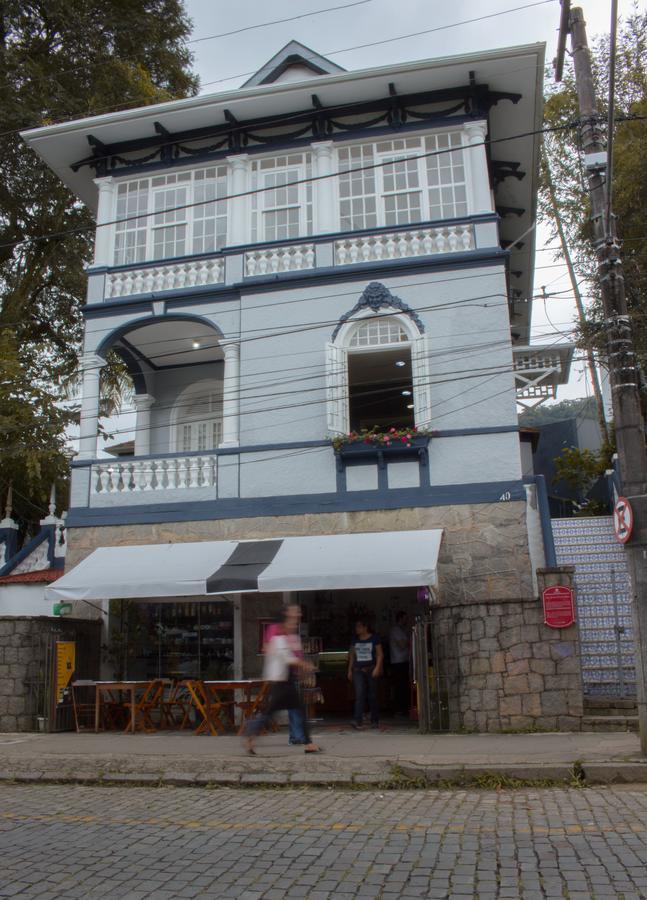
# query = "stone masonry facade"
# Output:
<box><xmin>0</xmin><ymin>616</ymin><xmax>101</xmax><ymax>732</ymax></box>
<box><xmin>61</xmin><ymin>502</ymin><xmax>584</xmax><ymax>733</ymax></box>
<box><xmin>433</xmin><ymin>596</ymin><xmax>583</xmax><ymax>733</ymax></box>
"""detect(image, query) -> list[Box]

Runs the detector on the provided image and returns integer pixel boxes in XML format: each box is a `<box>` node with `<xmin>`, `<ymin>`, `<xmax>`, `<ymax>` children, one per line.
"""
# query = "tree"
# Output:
<box><xmin>0</xmin><ymin>1</ymin><xmax>198</xmax><ymax>533</ymax></box>
<box><xmin>540</xmin><ymin>6</ymin><xmax>647</xmax><ymax>408</ymax></box>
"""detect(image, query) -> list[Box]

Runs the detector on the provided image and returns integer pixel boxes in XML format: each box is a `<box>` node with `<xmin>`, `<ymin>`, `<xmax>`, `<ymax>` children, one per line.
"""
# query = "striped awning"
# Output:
<box><xmin>45</xmin><ymin>529</ymin><xmax>443</xmax><ymax>602</ymax></box>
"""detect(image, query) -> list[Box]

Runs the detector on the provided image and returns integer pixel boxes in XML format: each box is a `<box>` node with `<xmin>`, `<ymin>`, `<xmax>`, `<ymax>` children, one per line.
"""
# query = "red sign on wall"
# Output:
<box><xmin>542</xmin><ymin>585</ymin><xmax>576</xmax><ymax>629</ymax></box>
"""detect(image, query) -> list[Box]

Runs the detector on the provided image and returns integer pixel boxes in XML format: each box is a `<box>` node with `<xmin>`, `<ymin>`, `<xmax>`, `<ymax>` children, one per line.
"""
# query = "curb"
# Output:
<box><xmin>0</xmin><ymin>761</ymin><xmax>646</xmax><ymax>788</ymax></box>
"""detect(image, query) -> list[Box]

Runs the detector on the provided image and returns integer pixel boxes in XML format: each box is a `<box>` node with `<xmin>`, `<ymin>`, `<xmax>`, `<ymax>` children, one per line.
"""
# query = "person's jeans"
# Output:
<box><xmin>353</xmin><ymin>668</ymin><xmax>379</xmax><ymax>725</ymax></box>
<box><xmin>288</xmin><ymin>707</ymin><xmax>307</xmax><ymax>743</ymax></box>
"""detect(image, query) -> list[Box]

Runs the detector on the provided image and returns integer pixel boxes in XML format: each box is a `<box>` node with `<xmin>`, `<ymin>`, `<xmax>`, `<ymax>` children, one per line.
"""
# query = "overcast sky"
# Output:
<box><xmin>181</xmin><ymin>0</ymin><xmax>637</xmax><ymax>405</ymax></box>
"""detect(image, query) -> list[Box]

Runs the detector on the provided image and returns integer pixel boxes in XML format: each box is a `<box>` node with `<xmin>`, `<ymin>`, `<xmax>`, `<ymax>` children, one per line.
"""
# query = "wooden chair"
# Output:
<box><xmin>184</xmin><ymin>680</ymin><xmax>227</xmax><ymax>736</ymax></box>
<box><xmin>131</xmin><ymin>680</ymin><xmax>165</xmax><ymax>732</ymax></box>
<box><xmin>235</xmin><ymin>681</ymin><xmax>273</xmax><ymax>735</ymax></box>
<box><xmin>160</xmin><ymin>682</ymin><xmax>193</xmax><ymax>730</ymax></box>
<box><xmin>72</xmin><ymin>682</ymin><xmax>96</xmax><ymax>732</ymax></box>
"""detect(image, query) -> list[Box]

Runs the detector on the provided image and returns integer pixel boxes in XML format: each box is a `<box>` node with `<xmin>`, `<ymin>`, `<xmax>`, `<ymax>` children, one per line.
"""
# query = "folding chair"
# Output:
<box><xmin>184</xmin><ymin>680</ymin><xmax>227</xmax><ymax>735</ymax></box>
<box><xmin>131</xmin><ymin>680</ymin><xmax>165</xmax><ymax>732</ymax></box>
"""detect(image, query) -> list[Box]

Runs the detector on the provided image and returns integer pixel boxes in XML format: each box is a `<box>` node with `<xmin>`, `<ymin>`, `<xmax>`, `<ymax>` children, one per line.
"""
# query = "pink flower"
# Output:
<box><xmin>390</xmin><ymin>427</ymin><xmax>396</xmax><ymax>433</ymax></box>
<box><xmin>406</xmin><ymin>434</ymin><xmax>412</xmax><ymax>440</ymax></box>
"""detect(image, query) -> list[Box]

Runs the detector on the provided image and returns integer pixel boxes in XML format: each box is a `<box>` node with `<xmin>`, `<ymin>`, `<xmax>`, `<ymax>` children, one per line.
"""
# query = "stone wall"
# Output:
<box><xmin>433</xmin><ymin>595</ymin><xmax>583</xmax><ymax>732</ymax></box>
<box><xmin>0</xmin><ymin>617</ymin><xmax>101</xmax><ymax>733</ymax></box>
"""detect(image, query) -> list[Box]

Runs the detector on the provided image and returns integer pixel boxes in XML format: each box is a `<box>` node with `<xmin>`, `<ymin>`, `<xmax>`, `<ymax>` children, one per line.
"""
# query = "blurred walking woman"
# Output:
<box><xmin>244</xmin><ymin>604</ymin><xmax>321</xmax><ymax>755</ymax></box>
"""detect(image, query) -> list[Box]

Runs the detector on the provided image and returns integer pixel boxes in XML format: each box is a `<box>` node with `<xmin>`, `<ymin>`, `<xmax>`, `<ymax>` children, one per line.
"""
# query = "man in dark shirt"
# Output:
<box><xmin>347</xmin><ymin>618</ymin><xmax>383</xmax><ymax>729</ymax></box>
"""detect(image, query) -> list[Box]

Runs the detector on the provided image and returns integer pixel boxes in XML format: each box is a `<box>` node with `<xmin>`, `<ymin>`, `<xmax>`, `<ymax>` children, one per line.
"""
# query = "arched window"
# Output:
<box><xmin>326</xmin><ymin>310</ymin><xmax>431</xmax><ymax>435</ymax></box>
<box><xmin>172</xmin><ymin>381</ymin><xmax>223</xmax><ymax>452</ymax></box>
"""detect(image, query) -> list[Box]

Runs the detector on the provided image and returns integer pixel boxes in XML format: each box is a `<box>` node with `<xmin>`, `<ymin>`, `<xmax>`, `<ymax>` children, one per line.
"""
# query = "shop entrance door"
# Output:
<box><xmin>412</xmin><ymin>615</ymin><xmax>453</xmax><ymax>733</ymax></box>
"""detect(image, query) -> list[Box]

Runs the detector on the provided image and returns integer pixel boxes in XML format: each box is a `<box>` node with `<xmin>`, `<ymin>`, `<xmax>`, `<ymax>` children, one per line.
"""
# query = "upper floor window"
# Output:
<box><xmin>250</xmin><ymin>153</ymin><xmax>313</xmax><ymax>243</ymax></box>
<box><xmin>114</xmin><ymin>165</ymin><xmax>228</xmax><ymax>266</ymax></box>
<box><xmin>337</xmin><ymin>132</ymin><xmax>467</xmax><ymax>231</ymax></box>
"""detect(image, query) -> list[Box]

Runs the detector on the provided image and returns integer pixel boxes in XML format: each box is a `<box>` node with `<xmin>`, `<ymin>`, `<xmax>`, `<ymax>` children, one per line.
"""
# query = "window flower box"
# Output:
<box><xmin>332</xmin><ymin>429</ymin><xmax>431</xmax><ymax>470</ymax></box>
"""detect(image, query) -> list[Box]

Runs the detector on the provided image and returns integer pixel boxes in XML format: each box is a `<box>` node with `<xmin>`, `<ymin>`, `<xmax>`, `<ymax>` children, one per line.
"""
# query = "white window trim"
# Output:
<box><xmin>250</xmin><ymin>152</ymin><xmax>313</xmax><ymax>244</ymax></box>
<box><xmin>326</xmin><ymin>309</ymin><xmax>431</xmax><ymax>435</ymax></box>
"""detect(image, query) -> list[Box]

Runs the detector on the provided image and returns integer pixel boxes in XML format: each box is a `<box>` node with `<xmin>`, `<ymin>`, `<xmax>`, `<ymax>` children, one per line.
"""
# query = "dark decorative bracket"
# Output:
<box><xmin>331</xmin><ymin>282</ymin><xmax>425</xmax><ymax>341</ymax></box>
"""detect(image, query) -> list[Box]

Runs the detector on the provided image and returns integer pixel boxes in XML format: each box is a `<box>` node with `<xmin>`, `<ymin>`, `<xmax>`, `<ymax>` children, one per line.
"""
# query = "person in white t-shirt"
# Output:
<box><xmin>389</xmin><ymin>611</ymin><xmax>410</xmax><ymax>716</ymax></box>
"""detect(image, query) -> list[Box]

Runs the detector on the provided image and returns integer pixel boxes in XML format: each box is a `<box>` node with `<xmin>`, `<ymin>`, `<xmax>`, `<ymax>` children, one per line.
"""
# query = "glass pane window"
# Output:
<box><xmin>251</xmin><ymin>153</ymin><xmax>312</xmax><ymax>243</ymax></box>
<box><xmin>425</xmin><ymin>131</ymin><xmax>467</xmax><ymax>220</ymax></box>
<box><xmin>338</xmin><ymin>144</ymin><xmax>378</xmax><ymax>231</ymax></box>
<box><xmin>114</xmin><ymin>180</ymin><xmax>148</xmax><ymax>265</ymax></box>
<box><xmin>349</xmin><ymin>318</ymin><xmax>409</xmax><ymax>347</ymax></box>
<box><xmin>112</xmin><ymin>166</ymin><xmax>227</xmax><ymax>265</ymax></box>
<box><xmin>193</xmin><ymin>167</ymin><xmax>228</xmax><ymax>254</ymax></box>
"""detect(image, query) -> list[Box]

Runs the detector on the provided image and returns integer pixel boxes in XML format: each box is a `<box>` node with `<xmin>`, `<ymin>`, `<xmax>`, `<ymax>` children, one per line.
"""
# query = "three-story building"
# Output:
<box><xmin>24</xmin><ymin>41</ymin><xmax>581</xmax><ymax>731</ymax></box>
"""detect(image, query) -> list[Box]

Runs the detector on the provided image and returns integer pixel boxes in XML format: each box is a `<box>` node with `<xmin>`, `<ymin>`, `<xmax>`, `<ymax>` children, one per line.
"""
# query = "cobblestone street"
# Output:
<box><xmin>1</xmin><ymin>784</ymin><xmax>647</xmax><ymax>898</ymax></box>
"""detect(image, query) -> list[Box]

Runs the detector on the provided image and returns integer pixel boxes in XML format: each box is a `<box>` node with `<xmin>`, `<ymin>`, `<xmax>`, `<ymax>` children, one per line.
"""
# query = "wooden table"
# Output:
<box><xmin>94</xmin><ymin>681</ymin><xmax>164</xmax><ymax>734</ymax></box>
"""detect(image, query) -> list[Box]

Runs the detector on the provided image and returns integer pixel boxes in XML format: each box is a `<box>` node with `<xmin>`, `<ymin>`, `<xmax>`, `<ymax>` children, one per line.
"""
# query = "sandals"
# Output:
<box><xmin>304</xmin><ymin>744</ymin><xmax>322</xmax><ymax>754</ymax></box>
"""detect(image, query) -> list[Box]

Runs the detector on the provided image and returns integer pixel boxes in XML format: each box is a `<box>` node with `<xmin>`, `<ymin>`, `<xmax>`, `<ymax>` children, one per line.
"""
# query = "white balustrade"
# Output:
<box><xmin>245</xmin><ymin>243</ymin><xmax>316</xmax><ymax>277</ymax></box>
<box><xmin>91</xmin><ymin>455</ymin><xmax>218</xmax><ymax>495</ymax></box>
<box><xmin>514</xmin><ymin>354</ymin><xmax>561</xmax><ymax>371</ymax></box>
<box><xmin>105</xmin><ymin>257</ymin><xmax>224</xmax><ymax>298</ymax></box>
<box><xmin>334</xmin><ymin>225</ymin><xmax>474</xmax><ymax>266</ymax></box>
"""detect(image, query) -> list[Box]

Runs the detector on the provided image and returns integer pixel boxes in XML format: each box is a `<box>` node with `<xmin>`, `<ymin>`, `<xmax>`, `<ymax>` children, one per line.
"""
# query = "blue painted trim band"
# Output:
<box><xmin>534</xmin><ymin>474</ymin><xmax>557</xmax><ymax>567</ymax></box>
<box><xmin>0</xmin><ymin>528</ymin><xmax>52</xmax><ymax>577</ymax></box>
<box><xmin>83</xmin><ymin>247</ymin><xmax>508</xmax><ymax>319</ymax></box>
<box><xmin>71</xmin><ymin>428</ymin><xmax>516</xmax><ymax>469</ymax></box>
<box><xmin>71</xmin><ymin>439</ymin><xmax>330</xmax><ymax>468</ymax></box>
<box><xmin>66</xmin><ymin>480</ymin><xmax>526</xmax><ymax>528</ymax></box>
<box><xmin>100</xmin><ymin>115</ymin><xmax>484</xmax><ymax>179</ymax></box>
<box><xmin>223</xmin><ymin>213</ymin><xmax>499</xmax><ymax>255</ymax></box>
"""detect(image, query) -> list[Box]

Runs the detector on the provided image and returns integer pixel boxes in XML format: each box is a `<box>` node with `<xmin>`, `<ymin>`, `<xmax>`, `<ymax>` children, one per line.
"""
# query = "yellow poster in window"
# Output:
<box><xmin>56</xmin><ymin>642</ymin><xmax>76</xmax><ymax>704</ymax></box>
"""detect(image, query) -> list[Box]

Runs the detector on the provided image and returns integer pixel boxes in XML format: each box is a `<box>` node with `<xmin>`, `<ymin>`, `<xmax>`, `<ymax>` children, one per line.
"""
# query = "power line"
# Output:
<box><xmin>5</xmin><ymin>1</ymin><xmax>554</xmax><ymax>140</ymax></box>
<box><xmin>4</xmin><ymin>120</ymin><xmax>580</xmax><ymax>255</ymax></box>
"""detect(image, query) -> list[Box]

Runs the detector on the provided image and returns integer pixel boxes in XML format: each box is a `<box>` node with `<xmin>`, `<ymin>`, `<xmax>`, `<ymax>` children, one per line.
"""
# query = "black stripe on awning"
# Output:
<box><xmin>206</xmin><ymin>540</ymin><xmax>283</xmax><ymax>593</ymax></box>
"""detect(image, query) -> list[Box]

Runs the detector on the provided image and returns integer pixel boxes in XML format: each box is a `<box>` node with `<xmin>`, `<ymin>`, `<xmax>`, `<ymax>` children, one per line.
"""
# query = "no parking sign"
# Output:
<box><xmin>613</xmin><ymin>496</ymin><xmax>634</xmax><ymax>544</ymax></box>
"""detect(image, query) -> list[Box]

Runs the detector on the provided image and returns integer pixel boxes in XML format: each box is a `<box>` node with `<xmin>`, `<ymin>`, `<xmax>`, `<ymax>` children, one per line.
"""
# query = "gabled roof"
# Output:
<box><xmin>0</xmin><ymin>568</ymin><xmax>63</xmax><ymax>585</ymax></box>
<box><xmin>242</xmin><ymin>40</ymin><xmax>345</xmax><ymax>88</ymax></box>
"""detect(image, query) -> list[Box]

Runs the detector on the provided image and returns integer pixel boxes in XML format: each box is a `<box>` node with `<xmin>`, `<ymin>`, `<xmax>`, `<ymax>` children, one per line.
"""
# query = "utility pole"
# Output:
<box><xmin>554</xmin><ymin>1</ymin><xmax>647</xmax><ymax>753</ymax></box>
<box><xmin>541</xmin><ymin>150</ymin><xmax>609</xmax><ymax>444</ymax></box>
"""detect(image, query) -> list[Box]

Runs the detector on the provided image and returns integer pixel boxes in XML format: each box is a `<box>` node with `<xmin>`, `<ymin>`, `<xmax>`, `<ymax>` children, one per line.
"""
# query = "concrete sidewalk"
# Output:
<box><xmin>0</xmin><ymin>727</ymin><xmax>645</xmax><ymax>787</ymax></box>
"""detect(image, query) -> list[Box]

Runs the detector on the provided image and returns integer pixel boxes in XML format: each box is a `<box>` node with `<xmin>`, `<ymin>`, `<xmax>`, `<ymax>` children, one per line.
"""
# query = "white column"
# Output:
<box><xmin>133</xmin><ymin>394</ymin><xmax>155</xmax><ymax>457</ymax></box>
<box><xmin>93</xmin><ymin>177</ymin><xmax>117</xmax><ymax>266</ymax></box>
<box><xmin>226</xmin><ymin>154</ymin><xmax>250</xmax><ymax>246</ymax></box>
<box><xmin>220</xmin><ymin>340</ymin><xmax>240</xmax><ymax>447</ymax></box>
<box><xmin>78</xmin><ymin>354</ymin><xmax>106</xmax><ymax>460</ymax></box>
<box><xmin>463</xmin><ymin>120</ymin><xmax>494</xmax><ymax>215</ymax></box>
<box><xmin>312</xmin><ymin>141</ymin><xmax>336</xmax><ymax>234</ymax></box>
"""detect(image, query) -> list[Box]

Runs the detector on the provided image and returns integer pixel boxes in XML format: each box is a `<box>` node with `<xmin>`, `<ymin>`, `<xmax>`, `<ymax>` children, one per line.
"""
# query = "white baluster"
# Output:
<box><xmin>184</xmin><ymin>262</ymin><xmax>196</xmax><ymax>286</ymax></box>
<box><xmin>142</xmin><ymin>462</ymin><xmax>154</xmax><ymax>491</ymax></box>
<box><xmin>461</xmin><ymin>226</ymin><xmax>473</xmax><ymax>250</ymax></box>
<box><xmin>422</xmin><ymin>231</ymin><xmax>434</xmax><ymax>255</ymax></box>
<box><xmin>336</xmin><ymin>243</ymin><xmax>348</xmax><ymax>265</ymax></box>
<box><xmin>177</xmin><ymin>457</ymin><xmax>188</xmax><ymax>488</ymax></box>
<box><xmin>305</xmin><ymin>246</ymin><xmax>315</xmax><ymax>268</ymax></box>
<box><xmin>410</xmin><ymin>232</ymin><xmax>421</xmax><ymax>256</ymax></box>
<box><xmin>164</xmin><ymin>269</ymin><xmax>175</xmax><ymax>290</ymax></box>
<box><xmin>175</xmin><ymin>265</ymin><xmax>187</xmax><ymax>288</ymax></box>
<box><xmin>105</xmin><ymin>277</ymin><xmax>114</xmax><ymax>299</ymax></box>
<box><xmin>293</xmin><ymin>247</ymin><xmax>304</xmax><ymax>270</ymax></box>
<box><xmin>447</xmin><ymin>228</ymin><xmax>459</xmax><ymax>252</ymax></box>
<box><xmin>130</xmin><ymin>461</ymin><xmax>142</xmax><ymax>492</ymax></box>
<box><xmin>123</xmin><ymin>272</ymin><xmax>135</xmax><ymax>295</ymax></box>
<box><xmin>215</xmin><ymin>259</ymin><xmax>224</xmax><ymax>282</ymax></box>
<box><xmin>435</xmin><ymin>230</ymin><xmax>447</xmax><ymax>253</ymax></box>
<box><xmin>93</xmin><ymin>465</ymin><xmax>102</xmax><ymax>493</ymax></box>
<box><xmin>154</xmin><ymin>269</ymin><xmax>165</xmax><ymax>291</ymax></box>
<box><xmin>385</xmin><ymin>235</ymin><xmax>397</xmax><ymax>258</ymax></box>
<box><xmin>188</xmin><ymin>457</ymin><xmax>200</xmax><ymax>489</ymax></box>
<box><xmin>246</xmin><ymin>253</ymin><xmax>256</xmax><ymax>276</ymax></box>
<box><xmin>281</xmin><ymin>250</ymin><xmax>292</xmax><ymax>271</ymax></box>
<box><xmin>270</xmin><ymin>251</ymin><xmax>280</xmax><ymax>273</ymax></box>
<box><xmin>133</xmin><ymin>270</ymin><xmax>144</xmax><ymax>294</ymax></box>
<box><xmin>99</xmin><ymin>466</ymin><xmax>111</xmax><ymax>493</ymax></box>
<box><xmin>112</xmin><ymin>463</ymin><xmax>123</xmax><ymax>492</ymax></box>
<box><xmin>397</xmin><ymin>234</ymin><xmax>409</xmax><ymax>257</ymax></box>
<box><xmin>258</xmin><ymin>252</ymin><xmax>269</xmax><ymax>275</ymax></box>
<box><xmin>143</xmin><ymin>269</ymin><xmax>155</xmax><ymax>292</ymax></box>
<box><xmin>349</xmin><ymin>239</ymin><xmax>360</xmax><ymax>264</ymax></box>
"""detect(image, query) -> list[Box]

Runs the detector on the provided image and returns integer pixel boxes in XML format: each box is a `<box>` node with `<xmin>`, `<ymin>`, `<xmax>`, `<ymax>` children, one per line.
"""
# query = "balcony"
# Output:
<box><xmin>89</xmin><ymin>216</ymin><xmax>492</xmax><ymax>303</ymax></box>
<box><xmin>90</xmin><ymin>453</ymin><xmax>218</xmax><ymax>505</ymax></box>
